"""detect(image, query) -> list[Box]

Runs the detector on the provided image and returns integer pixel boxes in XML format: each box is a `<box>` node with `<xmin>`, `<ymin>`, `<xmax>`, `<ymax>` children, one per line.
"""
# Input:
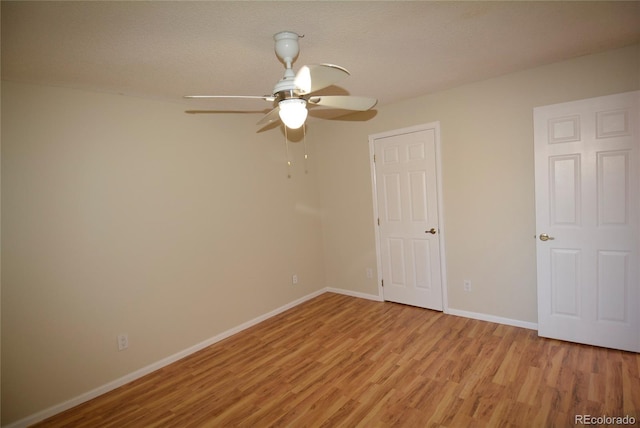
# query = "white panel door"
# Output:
<box><xmin>372</xmin><ymin>125</ymin><xmax>444</xmax><ymax>310</ymax></box>
<box><xmin>534</xmin><ymin>91</ymin><xmax>640</xmax><ymax>352</ymax></box>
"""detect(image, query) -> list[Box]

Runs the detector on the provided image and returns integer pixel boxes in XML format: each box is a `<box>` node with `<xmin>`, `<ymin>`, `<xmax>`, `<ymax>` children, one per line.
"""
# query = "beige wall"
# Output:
<box><xmin>315</xmin><ymin>43</ymin><xmax>639</xmax><ymax>322</ymax></box>
<box><xmin>1</xmin><ymin>43</ymin><xmax>638</xmax><ymax>425</ymax></box>
<box><xmin>1</xmin><ymin>83</ymin><xmax>326</xmax><ymax>424</ymax></box>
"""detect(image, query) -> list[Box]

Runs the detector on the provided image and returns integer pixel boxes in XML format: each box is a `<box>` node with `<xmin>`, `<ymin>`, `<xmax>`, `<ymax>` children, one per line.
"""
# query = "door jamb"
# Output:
<box><xmin>368</xmin><ymin>121</ymin><xmax>449</xmax><ymax>312</ymax></box>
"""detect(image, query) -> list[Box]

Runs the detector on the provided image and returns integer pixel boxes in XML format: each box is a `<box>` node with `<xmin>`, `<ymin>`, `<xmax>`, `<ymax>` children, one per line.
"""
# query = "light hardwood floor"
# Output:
<box><xmin>34</xmin><ymin>292</ymin><xmax>640</xmax><ymax>427</ymax></box>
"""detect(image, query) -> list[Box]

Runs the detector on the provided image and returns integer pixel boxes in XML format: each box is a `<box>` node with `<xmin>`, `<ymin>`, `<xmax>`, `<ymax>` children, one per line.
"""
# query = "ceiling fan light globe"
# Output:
<box><xmin>278</xmin><ymin>99</ymin><xmax>308</xmax><ymax>129</ymax></box>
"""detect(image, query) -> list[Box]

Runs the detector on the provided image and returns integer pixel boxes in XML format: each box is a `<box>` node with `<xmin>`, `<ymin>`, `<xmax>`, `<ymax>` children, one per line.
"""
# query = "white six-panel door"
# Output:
<box><xmin>371</xmin><ymin>124</ymin><xmax>444</xmax><ymax>310</ymax></box>
<box><xmin>534</xmin><ymin>91</ymin><xmax>639</xmax><ymax>352</ymax></box>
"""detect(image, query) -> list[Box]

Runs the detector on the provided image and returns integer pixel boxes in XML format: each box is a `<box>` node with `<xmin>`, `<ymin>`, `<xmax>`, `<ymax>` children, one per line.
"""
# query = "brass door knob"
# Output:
<box><xmin>539</xmin><ymin>233</ymin><xmax>555</xmax><ymax>241</ymax></box>
<box><xmin>426</xmin><ymin>228</ymin><xmax>437</xmax><ymax>235</ymax></box>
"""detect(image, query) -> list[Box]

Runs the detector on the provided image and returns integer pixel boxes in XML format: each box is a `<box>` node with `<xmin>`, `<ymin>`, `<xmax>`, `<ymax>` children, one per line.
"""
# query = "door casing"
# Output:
<box><xmin>369</xmin><ymin>122</ymin><xmax>448</xmax><ymax>311</ymax></box>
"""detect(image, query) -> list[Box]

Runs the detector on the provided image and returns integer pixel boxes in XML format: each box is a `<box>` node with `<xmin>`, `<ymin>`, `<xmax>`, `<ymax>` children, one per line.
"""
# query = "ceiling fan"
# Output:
<box><xmin>184</xmin><ymin>31</ymin><xmax>377</xmax><ymax>129</ymax></box>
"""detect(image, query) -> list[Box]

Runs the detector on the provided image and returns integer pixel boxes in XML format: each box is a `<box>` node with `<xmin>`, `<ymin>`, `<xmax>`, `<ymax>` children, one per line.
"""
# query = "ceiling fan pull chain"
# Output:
<box><xmin>303</xmin><ymin>124</ymin><xmax>309</xmax><ymax>174</ymax></box>
<box><xmin>284</xmin><ymin>126</ymin><xmax>292</xmax><ymax>179</ymax></box>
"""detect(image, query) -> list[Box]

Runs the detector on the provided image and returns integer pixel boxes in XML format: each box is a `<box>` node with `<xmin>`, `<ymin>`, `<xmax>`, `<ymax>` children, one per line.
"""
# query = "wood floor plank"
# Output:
<box><xmin>33</xmin><ymin>292</ymin><xmax>640</xmax><ymax>427</ymax></box>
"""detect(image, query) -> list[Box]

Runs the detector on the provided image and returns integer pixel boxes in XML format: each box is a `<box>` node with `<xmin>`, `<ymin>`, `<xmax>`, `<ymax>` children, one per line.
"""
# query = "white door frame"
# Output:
<box><xmin>369</xmin><ymin>122</ymin><xmax>449</xmax><ymax>311</ymax></box>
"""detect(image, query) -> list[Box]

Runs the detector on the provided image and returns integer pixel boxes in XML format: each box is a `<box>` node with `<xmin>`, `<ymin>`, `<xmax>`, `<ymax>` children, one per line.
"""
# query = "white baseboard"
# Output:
<box><xmin>5</xmin><ymin>289</ymin><xmax>327</xmax><ymax>428</ymax></box>
<box><xmin>446</xmin><ymin>307</ymin><xmax>538</xmax><ymax>331</ymax></box>
<box><xmin>325</xmin><ymin>287</ymin><xmax>383</xmax><ymax>302</ymax></box>
<box><xmin>326</xmin><ymin>288</ymin><xmax>537</xmax><ymax>331</ymax></box>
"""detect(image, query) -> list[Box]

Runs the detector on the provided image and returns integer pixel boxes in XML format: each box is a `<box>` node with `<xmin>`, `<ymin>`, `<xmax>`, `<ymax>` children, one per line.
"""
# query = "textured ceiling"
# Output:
<box><xmin>2</xmin><ymin>1</ymin><xmax>640</xmax><ymax>114</ymax></box>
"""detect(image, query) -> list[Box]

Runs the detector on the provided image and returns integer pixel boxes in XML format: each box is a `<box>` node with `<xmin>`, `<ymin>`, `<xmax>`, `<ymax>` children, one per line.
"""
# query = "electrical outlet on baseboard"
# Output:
<box><xmin>463</xmin><ymin>280</ymin><xmax>471</xmax><ymax>292</ymax></box>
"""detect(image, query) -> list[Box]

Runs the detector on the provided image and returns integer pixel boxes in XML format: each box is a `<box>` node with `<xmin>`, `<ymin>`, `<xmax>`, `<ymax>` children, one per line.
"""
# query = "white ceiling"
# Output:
<box><xmin>2</xmin><ymin>1</ymin><xmax>639</xmax><ymax>115</ymax></box>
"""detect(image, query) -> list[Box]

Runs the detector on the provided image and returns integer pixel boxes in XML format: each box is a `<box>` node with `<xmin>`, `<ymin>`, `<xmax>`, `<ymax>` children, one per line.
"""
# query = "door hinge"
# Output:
<box><xmin>373</xmin><ymin>154</ymin><xmax>376</xmax><ymax>163</ymax></box>
<box><xmin>377</xmin><ymin>218</ymin><xmax>380</xmax><ymax>226</ymax></box>
<box><xmin>381</xmin><ymin>279</ymin><xmax>384</xmax><ymax>287</ymax></box>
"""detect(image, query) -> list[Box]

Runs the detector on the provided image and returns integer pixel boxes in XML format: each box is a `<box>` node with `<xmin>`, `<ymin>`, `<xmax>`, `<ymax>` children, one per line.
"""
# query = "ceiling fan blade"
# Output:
<box><xmin>308</xmin><ymin>95</ymin><xmax>377</xmax><ymax>111</ymax></box>
<box><xmin>185</xmin><ymin>110</ymin><xmax>268</xmax><ymax>114</ymax></box>
<box><xmin>295</xmin><ymin>64</ymin><xmax>350</xmax><ymax>95</ymax></box>
<box><xmin>257</xmin><ymin>106</ymin><xmax>281</xmax><ymax>126</ymax></box>
<box><xmin>184</xmin><ymin>95</ymin><xmax>276</xmax><ymax>102</ymax></box>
